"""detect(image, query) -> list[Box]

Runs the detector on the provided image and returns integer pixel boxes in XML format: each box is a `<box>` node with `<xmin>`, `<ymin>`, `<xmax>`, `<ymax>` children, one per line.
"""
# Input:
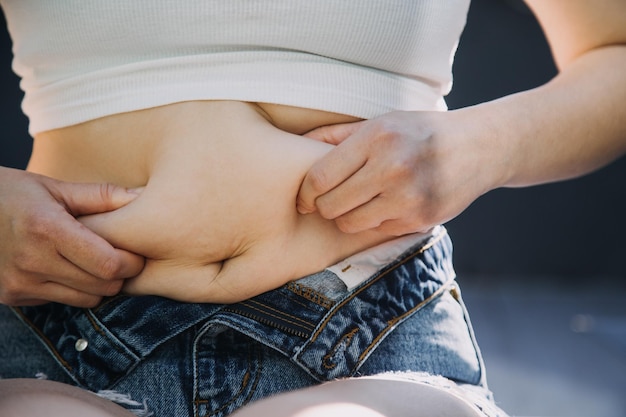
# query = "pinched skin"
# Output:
<box><xmin>29</xmin><ymin>101</ymin><xmax>390</xmax><ymax>303</ymax></box>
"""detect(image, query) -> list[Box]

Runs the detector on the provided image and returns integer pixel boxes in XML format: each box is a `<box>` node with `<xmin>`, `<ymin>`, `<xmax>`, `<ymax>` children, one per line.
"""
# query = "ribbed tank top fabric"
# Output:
<box><xmin>0</xmin><ymin>0</ymin><xmax>470</xmax><ymax>135</ymax></box>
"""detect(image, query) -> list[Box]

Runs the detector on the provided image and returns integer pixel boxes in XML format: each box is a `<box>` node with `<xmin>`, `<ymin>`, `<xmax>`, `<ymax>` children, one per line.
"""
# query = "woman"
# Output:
<box><xmin>1</xmin><ymin>1</ymin><xmax>624</xmax><ymax>416</ymax></box>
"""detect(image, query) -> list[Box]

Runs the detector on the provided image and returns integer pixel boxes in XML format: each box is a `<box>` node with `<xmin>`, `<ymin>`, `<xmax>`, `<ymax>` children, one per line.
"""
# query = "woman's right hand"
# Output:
<box><xmin>0</xmin><ymin>166</ymin><xmax>145</xmax><ymax>307</ymax></box>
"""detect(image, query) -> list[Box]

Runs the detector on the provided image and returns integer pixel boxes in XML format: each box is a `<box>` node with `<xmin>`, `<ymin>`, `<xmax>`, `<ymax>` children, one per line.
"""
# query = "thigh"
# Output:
<box><xmin>0</xmin><ymin>305</ymin><xmax>71</xmax><ymax>383</ymax></box>
<box><xmin>232</xmin><ymin>377</ymin><xmax>487</xmax><ymax>417</ymax></box>
<box><xmin>0</xmin><ymin>379</ymin><xmax>135</xmax><ymax>417</ymax></box>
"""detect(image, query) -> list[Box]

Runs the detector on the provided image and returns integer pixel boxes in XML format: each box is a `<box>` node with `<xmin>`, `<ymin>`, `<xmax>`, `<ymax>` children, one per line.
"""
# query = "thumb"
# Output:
<box><xmin>296</xmin><ymin>127</ymin><xmax>370</xmax><ymax>215</ymax></box>
<box><xmin>303</xmin><ymin>120</ymin><xmax>365</xmax><ymax>145</ymax></box>
<box><xmin>51</xmin><ymin>181</ymin><xmax>143</xmax><ymax>217</ymax></box>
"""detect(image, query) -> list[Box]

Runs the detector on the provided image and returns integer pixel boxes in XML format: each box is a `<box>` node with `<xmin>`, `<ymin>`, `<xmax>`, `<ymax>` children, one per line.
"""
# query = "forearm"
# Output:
<box><xmin>455</xmin><ymin>44</ymin><xmax>626</xmax><ymax>190</ymax></box>
<box><xmin>295</xmin><ymin>0</ymin><xmax>626</xmax><ymax>236</ymax></box>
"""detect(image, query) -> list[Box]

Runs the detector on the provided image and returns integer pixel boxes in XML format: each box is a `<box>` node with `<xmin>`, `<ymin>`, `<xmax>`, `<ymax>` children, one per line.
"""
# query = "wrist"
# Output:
<box><xmin>445</xmin><ymin>106</ymin><xmax>515</xmax><ymax>194</ymax></box>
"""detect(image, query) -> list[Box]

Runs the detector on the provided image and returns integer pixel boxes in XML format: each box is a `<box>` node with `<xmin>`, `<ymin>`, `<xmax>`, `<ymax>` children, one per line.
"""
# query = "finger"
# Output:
<box><xmin>363</xmin><ymin>203</ymin><xmax>436</xmax><ymax>236</ymax></box>
<box><xmin>39</xmin><ymin>282</ymin><xmax>104</xmax><ymax>308</ymax></box>
<box><xmin>296</xmin><ymin>134</ymin><xmax>369</xmax><ymax>214</ymax></box>
<box><xmin>11</xmin><ymin>239</ymin><xmax>129</xmax><ymax>297</ymax></box>
<box><xmin>51</xmin><ymin>180</ymin><xmax>142</xmax><ymax>217</ymax></box>
<box><xmin>333</xmin><ymin>195</ymin><xmax>395</xmax><ymax>234</ymax></box>
<box><xmin>335</xmin><ymin>196</ymin><xmax>432</xmax><ymax>236</ymax></box>
<box><xmin>79</xmin><ymin>193</ymin><xmax>172</xmax><ymax>257</ymax></box>
<box><xmin>314</xmin><ymin>162</ymin><xmax>381</xmax><ymax>220</ymax></box>
<box><xmin>54</xmin><ymin>211</ymin><xmax>145</xmax><ymax>280</ymax></box>
<box><xmin>304</xmin><ymin>121</ymin><xmax>364</xmax><ymax>145</ymax></box>
<box><xmin>17</xmin><ymin>282</ymin><xmax>103</xmax><ymax>308</ymax></box>
<box><xmin>34</xmin><ymin>253</ymin><xmax>127</xmax><ymax>296</ymax></box>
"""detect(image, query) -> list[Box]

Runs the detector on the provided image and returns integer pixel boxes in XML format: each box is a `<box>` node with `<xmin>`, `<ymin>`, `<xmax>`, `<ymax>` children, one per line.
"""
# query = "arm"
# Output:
<box><xmin>297</xmin><ymin>0</ymin><xmax>626</xmax><ymax>235</ymax></box>
<box><xmin>469</xmin><ymin>0</ymin><xmax>626</xmax><ymax>187</ymax></box>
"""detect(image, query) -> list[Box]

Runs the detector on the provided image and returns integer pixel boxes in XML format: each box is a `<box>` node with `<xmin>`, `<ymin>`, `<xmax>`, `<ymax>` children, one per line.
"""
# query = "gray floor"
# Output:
<box><xmin>460</xmin><ymin>276</ymin><xmax>626</xmax><ymax>417</ymax></box>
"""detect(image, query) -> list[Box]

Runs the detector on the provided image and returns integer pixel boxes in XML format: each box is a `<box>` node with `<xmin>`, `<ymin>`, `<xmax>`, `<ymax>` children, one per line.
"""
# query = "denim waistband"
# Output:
<box><xmin>14</xmin><ymin>227</ymin><xmax>455</xmax><ymax>391</ymax></box>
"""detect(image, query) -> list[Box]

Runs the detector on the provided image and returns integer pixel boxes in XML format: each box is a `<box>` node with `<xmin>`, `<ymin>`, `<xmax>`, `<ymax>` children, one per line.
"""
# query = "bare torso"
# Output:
<box><xmin>28</xmin><ymin>101</ymin><xmax>391</xmax><ymax>302</ymax></box>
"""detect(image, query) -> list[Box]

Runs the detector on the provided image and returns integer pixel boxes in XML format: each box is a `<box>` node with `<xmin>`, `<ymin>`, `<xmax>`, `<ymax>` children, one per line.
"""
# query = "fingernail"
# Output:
<box><xmin>127</xmin><ymin>186</ymin><xmax>145</xmax><ymax>195</ymax></box>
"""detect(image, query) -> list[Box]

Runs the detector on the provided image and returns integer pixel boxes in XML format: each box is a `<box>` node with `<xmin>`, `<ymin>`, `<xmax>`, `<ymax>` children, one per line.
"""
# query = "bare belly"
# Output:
<box><xmin>28</xmin><ymin>101</ymin><xmax>391</xmax><ymax>303</ymax></box>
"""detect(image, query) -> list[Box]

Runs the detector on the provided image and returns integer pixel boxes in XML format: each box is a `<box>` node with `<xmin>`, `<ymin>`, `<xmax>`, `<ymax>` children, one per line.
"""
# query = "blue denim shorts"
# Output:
<box><xmin>0</xmin><ymin>227</ymin><xmax>504</xmax><ymax>416</ymax></box>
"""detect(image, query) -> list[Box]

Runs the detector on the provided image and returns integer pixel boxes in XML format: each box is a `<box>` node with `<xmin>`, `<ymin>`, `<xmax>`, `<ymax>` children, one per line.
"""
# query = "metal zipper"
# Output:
<box><xmin>222</xmin><ymin>301</ymin><xmax>315</xmax><ymax>339</ymax></box>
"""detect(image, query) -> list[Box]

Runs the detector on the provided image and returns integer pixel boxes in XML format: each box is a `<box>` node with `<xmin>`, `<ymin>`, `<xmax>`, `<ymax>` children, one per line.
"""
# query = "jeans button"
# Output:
<box><xmin>75</xmin><ymin>338</ymin><xmax>89</xmax><ymax>352</ymax></box>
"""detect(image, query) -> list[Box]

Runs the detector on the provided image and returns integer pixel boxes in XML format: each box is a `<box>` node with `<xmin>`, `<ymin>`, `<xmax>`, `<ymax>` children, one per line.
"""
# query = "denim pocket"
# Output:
<box><xmin>357</xmin><ymin>286</ymin><xmax>483</xmax><ymax>385</ymax></box>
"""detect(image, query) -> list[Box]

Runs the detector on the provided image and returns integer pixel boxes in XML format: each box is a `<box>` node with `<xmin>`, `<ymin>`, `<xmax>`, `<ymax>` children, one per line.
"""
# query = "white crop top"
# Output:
<box><xmin>0</xmin><ymin>0</ymin><xmax>470</xmax><ymax>135</ymax></box>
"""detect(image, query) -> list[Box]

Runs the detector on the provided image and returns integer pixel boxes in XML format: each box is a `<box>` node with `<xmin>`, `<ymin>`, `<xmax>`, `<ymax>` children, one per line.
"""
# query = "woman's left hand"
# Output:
<box><xmin>296</xmin><ymin>110</ymin><xmax>507</xmax><ymax>236</ymax></box>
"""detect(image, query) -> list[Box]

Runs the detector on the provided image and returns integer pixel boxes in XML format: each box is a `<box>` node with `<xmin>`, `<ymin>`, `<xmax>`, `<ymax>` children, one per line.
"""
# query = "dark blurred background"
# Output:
<box><xmin>445</xmin><ymin>1</ymin><xmax>626</xmax><ymax>282</ymax></box>
<box><xmin>445</xmin><ymin>2</ymin><xmax>626</xmax><ymax>416</ymax></box>
<box><xmin>0</xmin><ymin>8</ymin><xmax>30</xmax><ymax>170</ymax></box>
<box><xmin>1</xmin><ymin>0</ymin><xmax>625</xmax><ymax>416</ymax></box>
